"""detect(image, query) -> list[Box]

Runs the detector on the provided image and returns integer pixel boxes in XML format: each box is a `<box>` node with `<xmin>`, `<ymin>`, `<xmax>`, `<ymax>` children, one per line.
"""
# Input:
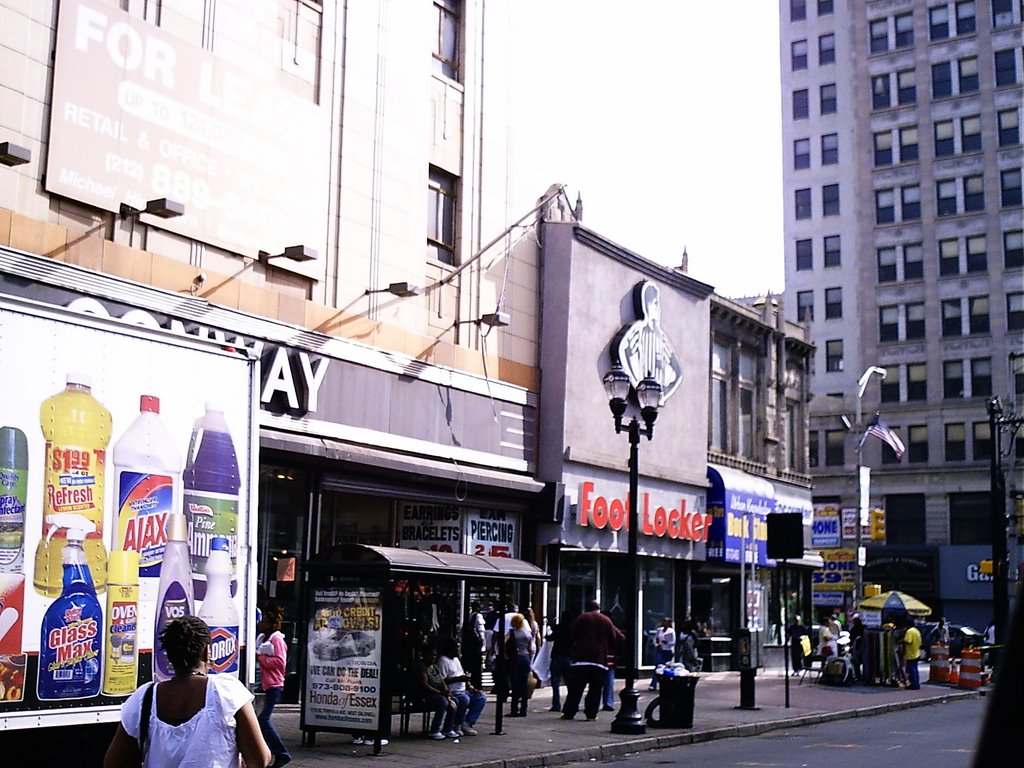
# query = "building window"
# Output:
<box><xmin>966</xmin><ymin>234</ymin><xmax>987</xmax><ymax>272</ymax></box>
<box><xmin>825</xmin><ymin>429</ymin><xmax>845</xmax><ymax>466</ymax></box>
<box><xmin>824</xmin><ymin>287</ymin><xmax>842</xmax><ymax>319</ymax></box>
<box><xmin>879</xmin><ymin>306</ymin><xmax>899</xmax><ymax>342</ymax></box>
<box><xmin>930</xmin><ymin>6</ymin><xmax>950</xmax><ymax>39</ymax></box>
<box><xmin>971</xmin><ymin>357</ymin><xmax>992</xmax><ymax>397</ymax></box>
<box><xmin>992</xmin><ymin>0</ymin><xmax>1015</xmax><ymax>27</ymax></box>
<box><xmin>785</xmin><ymin>402</ymin><xmax>799</xmax><ymax>471</ymax></box>
<box><xmin>894</xmin><ymin>12</ymin><xmax>914</xmax><ymax>46</ymax></box>
<box><xmin>898</xmin><ymin>127</ymin><xmax>919</xmax><ymax>163</ymax></box>
<box><xmin>809</xmin><ymin>430</ymin><xmax>819</xmax><ymax>468</ymax></box>
<box><xmin>711</xmin><ymin>341</ymin><xmax>730</xmax><ymax>452</ymax></box>
<box><xmin>958</xmin><ymin>57</ymin><xmax>979</xmax><ymax>92</ymax></box>
<box><xmin>1005</xmin><ymin>230</ymin><xmax>1024</xmax><ymax>268</ymax></box>
<box><xmin>996</xmin><ymin>49</ymin><xmax>1019</xmax><ymax>85</ymax></box>
<box><xmin>908</xmin><ymin>425</ymin><xmax>929</xmax><ymax>463</ymax></box>
<box><xmin>1002</xmin><ymin>169</ymin><xmax>1023</xmax><ymax>207</ymax></box>
<box><xmin>824</xmin><ymin>235</ymin><xmax>841</xmax><ymax>267</ymax></box>
<box><xmin>956</xmin><ymin>1</ymin><xmax>977</xmax><ymax>34</ymax></box>
<box><xmin>934</xmin><ymin>119</ymin><xmax>955</xmax><ymax>156</ymax></box>
<box><xmin>964</xmin><ymin>174</ymin><xmax>985</xmax><ymax>211</ymax></box>
<box><xmin>904</xmin><ymin>244</ymin><xmax>923</xmax><ymax>281</ymax></box>
<box><xmin>825</xmin><ymin>339</ymin><xmax>843</xmax><ymax>372</ymax></box>
<box><xmin>937</xmin><ymin>179</ymin><xmax>958</xmax><ymax>216</ymax></box>
<box><xmin>820</xmin><ymin>83</ymin><xmax>837</xmax><ymax>114</ymax></box>
<box><xmin>792</xmin><ymin>39</ymin><xmax>808</xmax><ymax>70</ymax></box>
<box><xmin>796</xmin><ymin>238</ymin><xmax>813</xmax><ymax>270</ymax></box>
<box><xmin>907</xmin><ymin>363</ymin><xmax>927</xmax><ymax>401</ymax></box>
<box><xmin>818</xmin><ymin>0</ymin><xmax>833</xmax><ymax>15</ymax></box>
<box><xmin>872</xmin><ymin>74</ymin><xmax>892</xmax><ymax>109</ymax></box>
<box><xmin>878</xmin><ymin>246</ymin><xmax>897</xmax><ymax>282</ymax></box>
<box><xmin>1008</xmin><ymin>292</ymin><xmax>1024</xmax><ymax>330</ymax></box>
<box><xmin>972</xmin><ymin>421</ymin><xmax>991</xmax><ymax>460</ymax></box>
<box><xmin>797</xmin><ymin>290</ymin><xmax>814</xmax><ymax>322</ymax></box>
<box><xmin>738</xmin><ymin>353</ymin><xmax>756</xmax><ymax>459</ymax></box>
<box><xmin>881</xmin><ymin>372</ymin><xmax>900</xmax><ymax>402</ymax></box>
<box><xmin>795</xmin><ymin>188</ymin><xmax>812</xmax><ymax>219</ymax></box>
<box><xmin>901</xmin><ymin>185</ymin><xmax>921</xmax><ymax>220</ymax></box>
<box><xmin>790</xmin><ymin>0</ymin><xmax>807</xmax><ymax>21</ymax></box>
<box><xmin>944</xmin><ymin>360</ymin><xmax>965</xmax><ymax>398</ymax></box>
<box><xmin>961</xmin><ymin>115</ymin><xmax>982</xmax><ymax>152</ymax></box>
<box><xmin>896</xmin><ymin>69</ymin><xmax>917</xmax><ymax>104</ymax></box>
<box><xmin>794</xmin><ymin>89</ymin><xmax>810</xmax><ymax>119</ymax></box>
<box><xmin>874</xmin><ymin>131</ymin><xmax>894</xmax><ymax>165</ymax></box>
<box><xmin>432</xmin><ymin>0</ymin><xmax>460</xmax><ymax>80</ymax></box>
<box><xmin>945</xmin><ymin>424</ymin><xmax>967</xmax><ymax>461</ymax></box>
<box><xmin>819</xmin><ymin>33</ymin><xmax>835</xmax><ymax>65</ymax></box>
<box><xmin>886</xmin><ymin>495</ymin><xmax>926</xmax><ymax>543</ymax></box>
<box><xmin>822</xmin><ymin>184</ymin><xmax>840</xmax><ymax>216</ymax></box>
<box><xmin>998</xmin><ymin>108</ymin><xmax>1021</xmax><ymax>146</ymax></box>
<box><xmin>794</xmin><ymin>138</ymin><xmax>811</xmax><ymax>169</ymax></box>
<box><xmin>939</xmin><ymin>238</ymin><xmax>960</xmax><ymax>275</ymax></box>
<box><xmin>906</xmin><ymin>302</ymin><xmax>926</xmax><ymax>338</ymax></box>
<box><xmin>932</xmin><ymin>62</ymin><xmax>953</xmax><ymax>97</ymax></box>
<box><xmin>821</xmin><ymin>133</ymin><xmax>839</xmax><ymax>165</ymax></box>
<box><xmin>427</xmin><ymin>167</ymin><xmax>457</xmax><ymax>265</ymax></box>
<box><xmin>950</xmin><ymin>492</ymin><xmax>990</xmax><ymax>544</ymax></box>
<box><xmin>870</xmin><ymin>18</ymin><xmax>889</xmax><ymax>52</ymax></box>
<box><xmin>942</xmin><ymin>298</ymin><xmax>963</xmax><ymax>336</ymax></box>
<box><xmin>876</xmin><ymin>188</ymin><xmax>896</xmax><ymax>224</ymax></box>
<box><xmin>969</xmin><ymin>295</ymin><xmax>990</xmax><ymax>333</ymax></box>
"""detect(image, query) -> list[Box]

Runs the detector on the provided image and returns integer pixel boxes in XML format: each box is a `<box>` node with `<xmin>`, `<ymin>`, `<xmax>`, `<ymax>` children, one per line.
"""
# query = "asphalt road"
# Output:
<box><xmin>565</xmin><ymin>696</ymin><xmax>985</xmax><ymax>768</ymax></box>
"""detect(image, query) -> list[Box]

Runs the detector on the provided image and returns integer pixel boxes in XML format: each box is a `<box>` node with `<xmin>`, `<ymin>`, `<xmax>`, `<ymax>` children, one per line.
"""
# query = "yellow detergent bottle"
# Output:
<box><xmin>102</xmin><ymin>550</ymin><xmax>140</xmax><ymax>696</ymax></box>
<box><xmin>34</xmin><ymin>373</ymin><xmax>112</xmax><ymax>597</ymax></box>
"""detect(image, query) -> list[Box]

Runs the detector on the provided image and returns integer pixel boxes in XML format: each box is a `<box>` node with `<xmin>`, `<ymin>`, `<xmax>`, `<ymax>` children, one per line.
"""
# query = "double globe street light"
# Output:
<box><xmin>602</xmin><ymin>362</ymin><xmax>663</xmax><ymax>735</ymax></box>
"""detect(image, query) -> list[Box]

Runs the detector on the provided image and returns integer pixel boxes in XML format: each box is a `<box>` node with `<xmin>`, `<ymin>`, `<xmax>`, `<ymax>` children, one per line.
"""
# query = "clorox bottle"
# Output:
<box><xmin>197</xmin><ymin>536</ymin><xmax>239</xmax><ymax>674</ymax></box>
<box><xmin>37</xmin><ymin>513</ymin><xmax>103</xmax><ymax>700</ymax></box>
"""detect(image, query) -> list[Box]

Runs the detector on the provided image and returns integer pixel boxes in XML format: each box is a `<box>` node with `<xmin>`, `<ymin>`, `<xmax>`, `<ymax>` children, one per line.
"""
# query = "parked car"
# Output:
<box><xmin>918</xmin><ymin>622</ymin><xmax>984</xmax><ymax>659</ymax></box>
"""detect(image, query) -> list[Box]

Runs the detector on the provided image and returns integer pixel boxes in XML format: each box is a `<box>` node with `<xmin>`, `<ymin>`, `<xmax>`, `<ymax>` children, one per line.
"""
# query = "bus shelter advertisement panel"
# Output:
<box><xmin>0</xmin><ymin>302</ymin><xmax>254</xmax><ymax>719</ymax></box>
<box><xmin>305</xmin><ymin>587</ymin><xmax>383</xmax><ymax>730</ymax></box>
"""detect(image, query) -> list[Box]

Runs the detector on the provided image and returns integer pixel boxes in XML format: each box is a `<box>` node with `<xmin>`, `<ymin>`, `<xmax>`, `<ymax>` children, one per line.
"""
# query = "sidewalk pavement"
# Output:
<box><xmin>266</xmin><ymin>665</ymin><xmax>983</xmax><ymax>768</ymax></box>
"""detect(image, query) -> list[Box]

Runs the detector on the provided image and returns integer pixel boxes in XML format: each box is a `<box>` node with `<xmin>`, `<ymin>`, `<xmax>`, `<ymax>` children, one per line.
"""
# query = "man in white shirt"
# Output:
<box><xmin>437</xmin><ymin>637</ymin><xmax>487</xmax><ymax>736</ymax></box>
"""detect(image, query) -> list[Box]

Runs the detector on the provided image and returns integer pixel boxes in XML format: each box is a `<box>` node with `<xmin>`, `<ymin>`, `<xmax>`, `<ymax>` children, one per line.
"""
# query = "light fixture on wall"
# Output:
<box><xmin>266</xmin><ymin>244</ymin><xmax>319</xmax><ymax>263</ymax></box>
<box><xmin>365</xmin><ymin>281</ymin><xmax>423</xmax><ymax>298</ymax></box>
<box><xmin>119</xmin><ymin>198</ymin><xmax>185</xmax><ymax>219</ymax></box>
<box><xmin>0</xmin><ymin>141</ymin><xmax>31</xmax><ymax>166</ymax></box>
<box><xmin>453</xmin><ymin>310</ymin><xmax>511</xmax><ymax>329</ymax></box>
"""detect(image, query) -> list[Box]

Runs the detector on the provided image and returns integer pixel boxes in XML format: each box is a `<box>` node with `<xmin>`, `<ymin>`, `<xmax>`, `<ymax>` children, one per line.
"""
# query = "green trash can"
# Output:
<box><xmin>644</xmin><ymin>672</ymin><xmax>699</xmax><ymax>728</ymax></box>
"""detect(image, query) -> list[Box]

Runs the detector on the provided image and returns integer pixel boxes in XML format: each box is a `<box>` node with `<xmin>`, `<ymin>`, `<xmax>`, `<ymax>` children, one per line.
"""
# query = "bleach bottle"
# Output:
<box><xmin>112</xmin><ymin>395</ymin><xmax>182</xmax><ymax>579</ymax></box>
<box><xmin>183</xmin><ymin>404</ymin><xmax>240</xmax><ymax>601</ymax></box>
<box><xmin>153</xmin><ymin>512</ymin><xmax>193</xmax><ymax>682</ymax></box>
<box><xmin>197</xmin><ymin>536</ymin><xmax>239</xmax><ymax>674</ymax></box>
<box><xmin>38</xmin><ymin>513</ymin><xmax>103</xmax><ymax>700</ymax></box>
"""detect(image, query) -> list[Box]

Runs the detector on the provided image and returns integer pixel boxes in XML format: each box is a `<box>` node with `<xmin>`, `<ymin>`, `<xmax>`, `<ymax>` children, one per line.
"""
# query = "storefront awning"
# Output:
<box><xmin>705</xmin><ymin>464</ymin><xmax>775</xmax><ymax>565</ymax></box>
<box><xmin>772</xmin><ymin>483</ymin><xmax>814</xmax><ymax>524</ymax></box>
<box><xmin>309</xmin><ymin>543</ymin><xmax>550</xmax><ymax>583</ymax></box>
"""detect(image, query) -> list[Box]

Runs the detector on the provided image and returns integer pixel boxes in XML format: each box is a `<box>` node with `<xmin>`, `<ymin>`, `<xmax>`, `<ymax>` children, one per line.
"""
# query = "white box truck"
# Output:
<box><xmin>0</xmin><ymin>294</ymin><xmax>259</xmax><ymax>730</ymax></box>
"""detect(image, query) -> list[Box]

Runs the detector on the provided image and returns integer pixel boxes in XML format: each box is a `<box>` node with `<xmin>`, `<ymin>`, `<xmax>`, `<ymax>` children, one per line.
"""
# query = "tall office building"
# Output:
<box><xmin>779</xmin><ymin>0</ymin><xmax>1023</xmax><ymax>625</ymax></box>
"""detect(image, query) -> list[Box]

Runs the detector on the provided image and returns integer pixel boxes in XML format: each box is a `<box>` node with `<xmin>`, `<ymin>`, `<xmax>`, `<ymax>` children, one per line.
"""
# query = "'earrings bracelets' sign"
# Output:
<box><xmin>577</xmin><ymin>481</ymin><xmax>711</xmax><ymax>543</ymax></box>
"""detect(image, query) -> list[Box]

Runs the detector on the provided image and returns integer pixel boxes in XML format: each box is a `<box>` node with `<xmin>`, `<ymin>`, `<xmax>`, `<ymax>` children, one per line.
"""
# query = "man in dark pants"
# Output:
<box><xmin>560</xmin><ymin>600</ymin><xmax>625</xmax><ymax>721</ymax></box>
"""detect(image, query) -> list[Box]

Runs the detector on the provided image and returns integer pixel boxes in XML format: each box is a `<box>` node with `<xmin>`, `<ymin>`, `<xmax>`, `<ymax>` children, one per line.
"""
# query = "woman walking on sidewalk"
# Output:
<box><xmin>256</xmin><ymin>606</ymin><xmax>292</xmax><ymax>768</ymax></box>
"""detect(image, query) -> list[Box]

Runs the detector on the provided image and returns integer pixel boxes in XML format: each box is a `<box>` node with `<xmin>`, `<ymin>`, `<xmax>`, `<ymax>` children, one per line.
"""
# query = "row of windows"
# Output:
<box><xmin>867</xmin><ymin>172</ymin><xmax>1021</xmax><ymax>223</ymax></box>
<box><xmin>794</xmin><ymin>184</ymin><xmax>840</xmax><ymax>219</ymax></box>
<box><xmin>792</xmin><ymin>83</ymin><xmax>836</xmax><ymax>119</ymax></box>
<box><xmin>795</xmin><ymin>286</ymin><xmax>842</xmax><ymax>322</ymax></box>
<box><xmin>789</xmin><ymin>0</ymin><xmax>833</xmax><ymax>22</ymax></box>
<box><xmin>793</xmin><ymin>134</ymin><xmax>838</xmax><ymax>168</ymax></box>
<box><xmin>794</xmin><ymin>230</ymin><xmax>1023</xmax><ymax>275</ymax></box>
<box><xmin>873</xmin><ymin>109</ymin><xmax>1021</xmax><ymax>167</ymax></box>
<box><xmin>791</xmin><ymin>34</ymin><xmax>835</xmax><ymax>70</ymax></box>
<box><xmin>868</xmin><ymin>1</ymin><xmax>1021</xmax><ymax>55</ymax></box>
<box><xmin>870</xmin><ymin>50</ymin><xmax>1021</xmax><ymax>111</ymax></box>
<box><xmin>810</xmin><ymin>421</ymin><xmax>1009</xmax><ymax>467</ymax></box>
<box><xmin>873</xmin><ymin>231</ymin><xmax>1024</xmax><ymax>282</ymax></box>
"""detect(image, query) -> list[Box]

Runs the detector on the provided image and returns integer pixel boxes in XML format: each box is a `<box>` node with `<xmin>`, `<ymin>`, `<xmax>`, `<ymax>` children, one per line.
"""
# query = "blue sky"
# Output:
<box><xmin>510</xmin><ymin>1</ymin><xmax>784</xmax><ymax>298</ymax></box>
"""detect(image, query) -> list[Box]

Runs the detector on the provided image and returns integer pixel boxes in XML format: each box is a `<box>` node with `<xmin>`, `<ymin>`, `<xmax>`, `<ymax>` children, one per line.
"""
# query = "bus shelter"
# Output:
<box><xmin>299</xmin><ymin>544</ymin><xmax>550</xmax><ymax>750</ymax></box>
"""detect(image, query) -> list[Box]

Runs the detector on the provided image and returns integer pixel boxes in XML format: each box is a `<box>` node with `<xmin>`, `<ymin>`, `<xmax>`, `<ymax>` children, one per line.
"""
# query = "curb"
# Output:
<box><xmin>452</xmin><ymin>689</ymin><xmax>980</xmax><ymax>768</ymax></box>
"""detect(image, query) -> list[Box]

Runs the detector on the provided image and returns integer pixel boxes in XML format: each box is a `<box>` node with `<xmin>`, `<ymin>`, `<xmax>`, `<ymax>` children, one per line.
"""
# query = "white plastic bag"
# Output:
<box><xmin>531</xmin><ymin>639</ymin><xmax>552</xmax><ymax>682</ymax></box>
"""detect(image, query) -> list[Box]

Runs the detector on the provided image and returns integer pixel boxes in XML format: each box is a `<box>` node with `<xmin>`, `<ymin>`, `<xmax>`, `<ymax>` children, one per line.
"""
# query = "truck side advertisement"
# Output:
<box><xmin>0</xmin><ymin>296</ymin><xmax>257</xmax><ymax>727</ymax></box>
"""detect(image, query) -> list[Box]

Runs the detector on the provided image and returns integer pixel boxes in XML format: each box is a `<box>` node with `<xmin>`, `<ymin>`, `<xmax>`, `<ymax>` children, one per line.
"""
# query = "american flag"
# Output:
<box><xmin>866</xmin><ymin>415</ymin><xmax>905</xmax><ymax>459</ymax></box>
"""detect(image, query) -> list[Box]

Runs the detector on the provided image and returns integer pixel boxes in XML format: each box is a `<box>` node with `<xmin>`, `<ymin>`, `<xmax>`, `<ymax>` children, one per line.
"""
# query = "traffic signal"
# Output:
<box><xmin>869</xmin><ymin>508</ymin><xmax>887</xmax><ymax>542</ymax></box>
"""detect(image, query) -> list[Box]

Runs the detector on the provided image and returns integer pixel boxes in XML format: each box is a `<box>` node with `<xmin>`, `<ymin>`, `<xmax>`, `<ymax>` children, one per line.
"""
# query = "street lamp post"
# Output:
<box><xmin>603</xmin><ymin>362</ymin><xmax>662</xmax><ymax>736</ymax></box>
<box><xmin>854</xmin><ymin>366</ymin><xmax>887</xmax><ymax>608</ymax></box>
<box><xmin>986</xmin><ymin>395</ymin><xmax>1024</xmax><ymax>647</ymax></box>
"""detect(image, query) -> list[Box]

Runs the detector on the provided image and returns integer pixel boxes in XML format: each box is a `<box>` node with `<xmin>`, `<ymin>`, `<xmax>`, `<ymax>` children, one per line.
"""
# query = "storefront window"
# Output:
<box><xmin>708</xmin><ymin>577</ymin><xmax>733</xmax><ymax>636</ymax></box>
<box><xmin>318</xmin><ymin>490</ymin><xmax>393</xmax><ymax>549</ymax></box>
<box><xmin>559</xmin><ymin>550</ymin><xmax>597</xmax><ymax>618</ymax></box>
<box><xmin>639</xmin><ymin>558</ymin><xmax>674</xmax><ymax>666</ymax></box>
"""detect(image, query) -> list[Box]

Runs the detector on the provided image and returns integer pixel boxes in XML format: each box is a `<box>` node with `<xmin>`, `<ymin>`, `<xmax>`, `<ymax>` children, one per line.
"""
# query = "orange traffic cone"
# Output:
<box><xmin>949</xmin><ymin>661</ymin><xmax>960</xmax><ymax>685</ymax></box>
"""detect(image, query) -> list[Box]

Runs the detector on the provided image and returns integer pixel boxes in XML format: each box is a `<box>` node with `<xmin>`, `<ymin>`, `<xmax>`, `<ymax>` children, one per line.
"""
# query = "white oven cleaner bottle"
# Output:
<box><xmin>153</xmin><ymin>512</ymin><xmax>193</xmax><ymax>681</ymax></box>
<box><xmin>197</xmin><ymin>535</ymin><xmax>239</xmax><ymax>674</ymax></box>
